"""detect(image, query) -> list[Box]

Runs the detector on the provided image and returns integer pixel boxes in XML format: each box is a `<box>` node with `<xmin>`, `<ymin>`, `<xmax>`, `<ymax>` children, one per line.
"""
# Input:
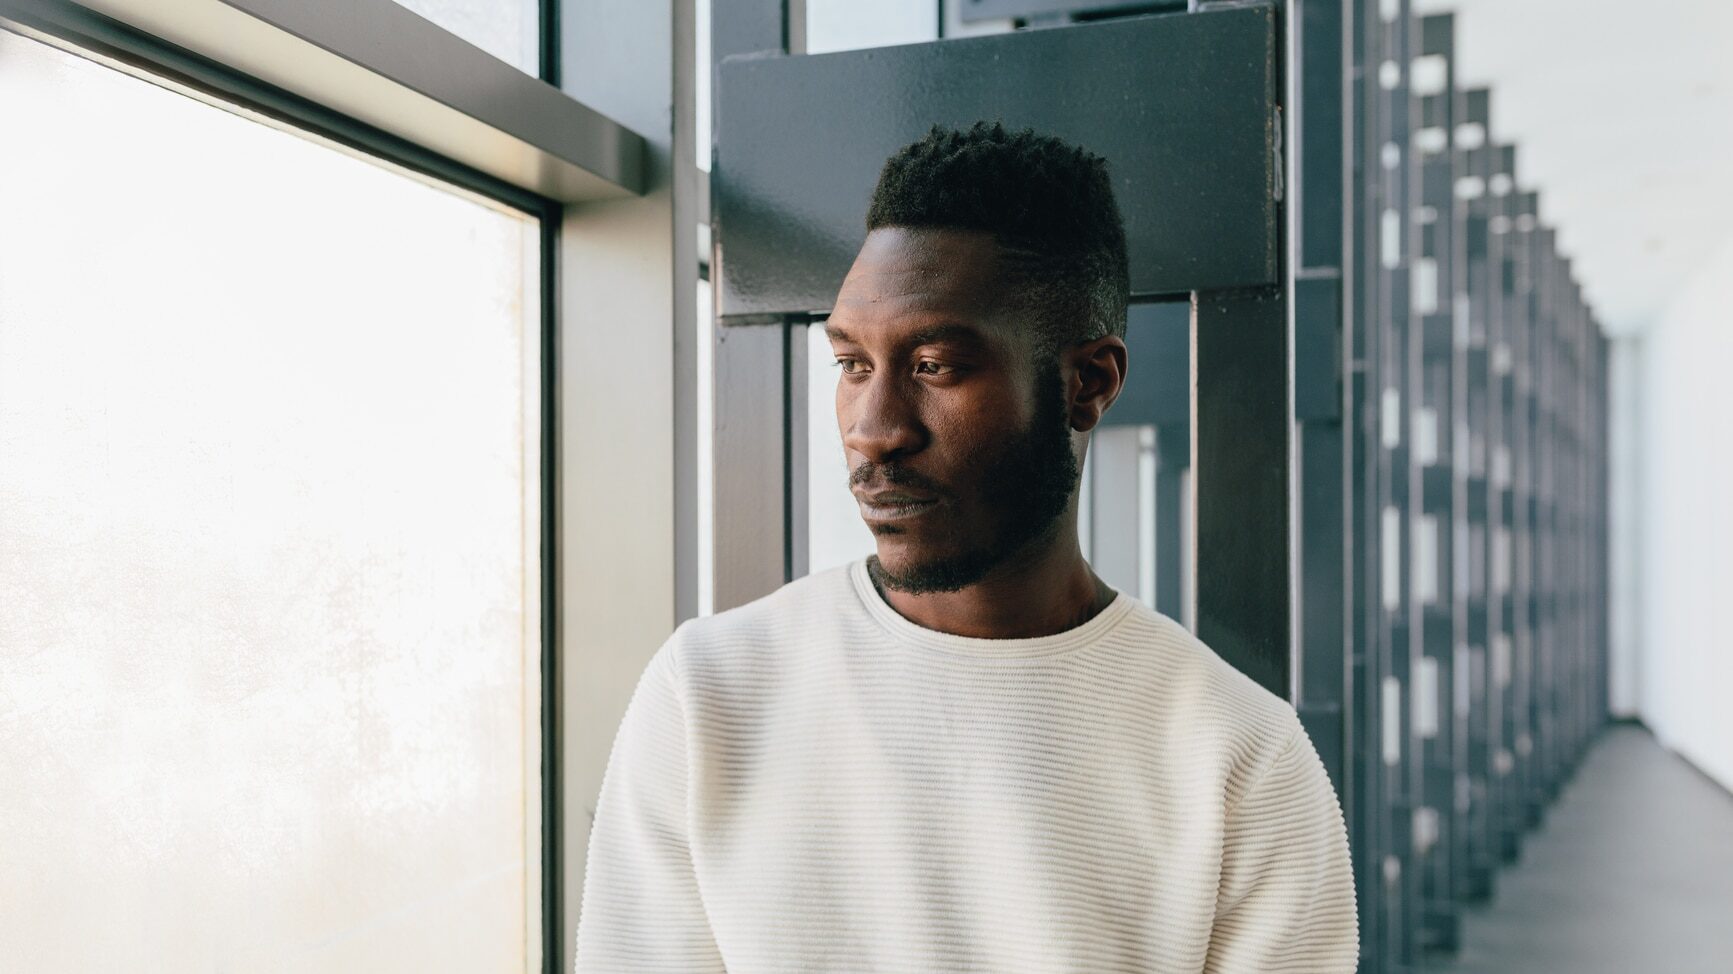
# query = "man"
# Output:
<box><xmin>574</xmin><ymin>122</ymin><xmax>1358</xmax><ymax>973</ymax></box>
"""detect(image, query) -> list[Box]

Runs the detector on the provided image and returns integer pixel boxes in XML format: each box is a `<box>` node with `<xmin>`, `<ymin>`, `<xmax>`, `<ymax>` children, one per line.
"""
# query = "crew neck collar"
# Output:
<box><xmin>848</xmin><ymin>557</ymin><xmax>1134</xmax><ymax>660</ymax></box>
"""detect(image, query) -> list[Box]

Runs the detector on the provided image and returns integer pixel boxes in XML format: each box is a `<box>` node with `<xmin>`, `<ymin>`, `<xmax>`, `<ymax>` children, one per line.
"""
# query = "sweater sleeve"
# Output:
<box><xmin>573</xmin><ymin>639</ymin><xmax>726</xmax><ymax>974</ymax></box>
<box><xmin>1203</xmin><ymin>725</ymin><xmax>1359</xmax><ymax>974</ymax></box>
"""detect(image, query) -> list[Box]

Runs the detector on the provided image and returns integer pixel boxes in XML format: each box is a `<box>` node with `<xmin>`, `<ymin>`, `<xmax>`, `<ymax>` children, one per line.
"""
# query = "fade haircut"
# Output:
<box><xmin>865</xmin><ymin>121</ymin><xmax>1130</xmax><ymax>361</ymax></box>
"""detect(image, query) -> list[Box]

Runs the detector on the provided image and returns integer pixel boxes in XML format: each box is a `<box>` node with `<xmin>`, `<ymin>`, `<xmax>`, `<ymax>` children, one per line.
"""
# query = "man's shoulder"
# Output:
<box><xmin>663</xmin><ymin>560</ymin><xmax>859</xmax><ymax>662</ymax></box>
<box><xmin>1124</xmin><ymin>605</ymin><xmax>1307</xmax><ymax>775</ymax></box>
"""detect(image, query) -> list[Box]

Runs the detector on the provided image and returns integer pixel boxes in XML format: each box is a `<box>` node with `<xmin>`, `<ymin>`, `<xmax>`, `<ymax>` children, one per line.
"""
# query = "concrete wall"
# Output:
<box><xmin>1632</xmin><ymin>233</ymin><xmax>1733</xmax><ymax>793</ymax></box>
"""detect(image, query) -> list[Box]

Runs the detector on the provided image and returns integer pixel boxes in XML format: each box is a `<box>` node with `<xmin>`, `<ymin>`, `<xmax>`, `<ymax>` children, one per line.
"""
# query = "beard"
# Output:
<box><xmin>864</xmin><ymin>357</ymin><xmax>1080</xmax><ymax>595</ymax></box>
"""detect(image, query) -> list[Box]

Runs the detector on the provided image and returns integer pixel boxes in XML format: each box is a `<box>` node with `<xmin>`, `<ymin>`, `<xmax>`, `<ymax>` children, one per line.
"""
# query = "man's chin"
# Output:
<box><xmin>868</xmin><ymin>543</ymin><xmax>995</xmax><ymax>595</ymax></box>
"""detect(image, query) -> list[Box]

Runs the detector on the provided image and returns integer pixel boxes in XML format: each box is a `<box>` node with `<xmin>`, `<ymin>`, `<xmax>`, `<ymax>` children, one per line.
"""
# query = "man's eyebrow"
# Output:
<box><xmin>823</xmin><ymin>322</ymin><xmax>987</xmax><ymax>347</ymax></box>
<box><xmin>905</xmin><ymin>323</ymin><xmax>987</xmax><ymax>348</ymax></box>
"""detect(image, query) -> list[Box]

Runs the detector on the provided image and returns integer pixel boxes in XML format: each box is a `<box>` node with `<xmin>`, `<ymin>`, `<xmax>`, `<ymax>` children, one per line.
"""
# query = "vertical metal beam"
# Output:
<box><xmin>1291</xmin><ymin>0</ymin><xmax>1351</xmax><ymax>806</ymax></box>
<box><xmin>1491</xmin><ymin>144</ymin><xmax>1526</xmax><ymax>863</ymax></box>
<box><xmin>673</xmin><ymin>0</ymin><xmax>700</xmax><ymax>626</ymax></box>
<box><xmin>1191</xmin><ymin>286</ymin><xmax>1291</xmax><ymax>697</ymax></box>
<box><xmin>711</xmin><ymin>0</ymin><xmax>807</xmax><ymax>610</ymax></box>
<box><xmin>1458</xmin><ymin>85</ymin><xmax>1499</xmax><ymax>904</ymax></box>
<box><xmin>537</xmin><ymin>6</ymin><xmax>565</xmax><ymax>970</ymax></box>
<box><xmin>1505</xmin><ymin>183</ymin><xmax>1538</xmax><ymax>846</ymax></box>
<box><xmin>712</xmin><ymin>322</ymin><xmax>799</xmax><ymax>609</ymax></box>
<box><xmin>785</xmin><ymin>319</ymin><xmax>810</xmax><ymax>582</ymax></box>
<box><xmin>1412</xmin><ymin>12</ymin><xmax>1460</xmax><ymax>951</ymax></box>
<box><xmin>1187</xmin><ymin>0</ymin><xmax>1290</xmax><ymax>701</ymax></box>
<box><xmin>1354</xmin><ymin>0</ymin><xmax>1424</xmax><ymax>963</ymax></box>
<box><xmin>1345</xmin><ymin>1</ymin><xmax>1388</xmax><ymax>965</ymax></box>
<box><xmin>1390</xmin><ymin>4</ymin><xmax>1423</xmax><ymax>963</ymax></box>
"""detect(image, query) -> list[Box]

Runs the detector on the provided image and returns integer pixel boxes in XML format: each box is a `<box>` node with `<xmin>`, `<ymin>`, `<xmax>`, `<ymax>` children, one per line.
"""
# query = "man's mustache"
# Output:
<box><xmin>849</xmin><ymin>461</ymin><xmax>949</xmax><ymax>498</ymax></box>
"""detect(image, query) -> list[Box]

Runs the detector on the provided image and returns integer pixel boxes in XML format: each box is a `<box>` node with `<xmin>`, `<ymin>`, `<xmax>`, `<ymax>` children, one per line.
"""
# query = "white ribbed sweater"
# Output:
<box><xmin>574</xmin><ymin>559</ymin><xmax>1357</xmax><ymax>973</ymax></box>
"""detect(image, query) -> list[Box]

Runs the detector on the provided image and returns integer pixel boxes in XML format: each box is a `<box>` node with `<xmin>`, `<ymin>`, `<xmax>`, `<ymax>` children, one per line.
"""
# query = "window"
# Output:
<box><xmin>392</xmin><ymin>0</ymin><xmax>542</xmax><ymax>74</ymax></box>
<box><xmin>0</xmin><ymin>29</ymin><xmax>543</xmax><ymax>970</ymax></box>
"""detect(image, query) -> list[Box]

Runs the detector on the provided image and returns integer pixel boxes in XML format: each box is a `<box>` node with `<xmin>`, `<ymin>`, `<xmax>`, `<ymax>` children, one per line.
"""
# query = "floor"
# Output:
<box><xmin>1426</xmin><ymin>724</ymin><xmax>1733</xmax><ymax>974</ymax></box>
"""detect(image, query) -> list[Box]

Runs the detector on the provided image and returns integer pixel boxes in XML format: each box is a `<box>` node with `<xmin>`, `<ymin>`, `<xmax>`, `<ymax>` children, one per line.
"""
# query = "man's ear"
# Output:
<box><xmin>1067</xmin><ymin>334</ymin><xmax>1128</xmax><ymax>433</ymax></box>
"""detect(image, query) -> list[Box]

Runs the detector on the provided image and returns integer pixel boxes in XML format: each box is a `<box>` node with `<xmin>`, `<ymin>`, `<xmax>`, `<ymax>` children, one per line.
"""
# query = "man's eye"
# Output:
<box><xmin>915</xmin><ymin>361</ymin><xmax>953</xmax><ymax>376</ymax></box>
<box><xmin>834</xmin><ymin>358</ymin><xmax>861</xmax><ymax>374</ymax></box>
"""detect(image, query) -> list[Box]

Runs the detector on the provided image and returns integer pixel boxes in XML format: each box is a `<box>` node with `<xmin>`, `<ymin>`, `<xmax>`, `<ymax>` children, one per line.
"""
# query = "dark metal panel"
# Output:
<box><xmin>1299</xmin><ymin>414</ymin><xmax>1348</xmax><ymax>791</ymax></box>
<box><xmin>714</xmin><ymin>5</ymin><xmax>1279</xmax><ymax>318</ymax></box>
<box><xmin>1153</xmin><ymin>425</ymin><xmax>1189</xmax><ymax>621</ymax></box>
<box><xmin>1296</xmin><ymin>274</ymin><xmax>1343</xmax><ymax>421</ymax></box>
<box><xmin>1290</xmin><ymin>2</ymin><xmax>1350</xmax><ymax>876</ymax></box>
<box><xmin>1297</xmin><ymin>0</ymin><xmax>1344</xmax><ymax>269</ymax></box>
<box><xmin>1105</xmin><ymin>301</ymin><xmax>1191</xmax><ymax>428</ymax></box>
<box><xmin>713</xmin><ymin>0</ymin><xmax>799</xmax><ymax>59</ymax></box>
<box><xmin>1192</xmin><ymin>286</ymin><xmax>1289</xmax><ymax>697</ymax></box>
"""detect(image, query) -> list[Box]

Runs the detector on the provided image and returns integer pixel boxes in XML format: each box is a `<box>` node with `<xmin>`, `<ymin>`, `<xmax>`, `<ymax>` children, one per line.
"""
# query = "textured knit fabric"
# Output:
<box><xmin>573</xmin><ymin>559</ymin><xmax>1357</xmax><ymax>973</ymax></box>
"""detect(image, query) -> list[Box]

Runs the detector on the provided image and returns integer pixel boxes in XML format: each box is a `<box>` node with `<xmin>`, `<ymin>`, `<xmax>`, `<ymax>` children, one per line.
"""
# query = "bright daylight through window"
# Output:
<box><xmin>0</xmin><ymin>28</ymin><xmax>543</xmax><ymax>971</ymax></box>
<box><xmin>391</xmin><ymin>0</ymin><xmax>541</xmax><ymax>74</ymax></box>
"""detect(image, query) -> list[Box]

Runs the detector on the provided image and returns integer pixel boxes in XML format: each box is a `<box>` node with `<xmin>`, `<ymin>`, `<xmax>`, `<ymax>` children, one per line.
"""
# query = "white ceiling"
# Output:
<box><xmin>1414</xmin><ymin>0</ymin><xmax>1733</xmax><ymax>335</ymax></box>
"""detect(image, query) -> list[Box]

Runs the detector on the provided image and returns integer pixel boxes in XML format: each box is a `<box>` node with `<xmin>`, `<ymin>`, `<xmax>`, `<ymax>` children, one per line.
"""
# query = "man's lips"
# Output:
<box><xmin>854</xmin><ymin>489</ymin><xmax>941</xmax><ymax>520</ymax></box>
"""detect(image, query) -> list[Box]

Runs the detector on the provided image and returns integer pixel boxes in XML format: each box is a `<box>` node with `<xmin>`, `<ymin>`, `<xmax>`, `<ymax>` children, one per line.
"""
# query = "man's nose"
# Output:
<box><xmin>841</xmin><ymin>374</ymin><xmax>927</xmax><ymax>464</ymax></box>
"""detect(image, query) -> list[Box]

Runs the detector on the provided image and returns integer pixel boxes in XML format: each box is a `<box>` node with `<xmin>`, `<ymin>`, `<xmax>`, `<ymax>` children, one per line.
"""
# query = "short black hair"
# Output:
<box><xmin>866</xmin><ymin>121</ymin><xmax>1130</xmax><ymax>358</ymax></box>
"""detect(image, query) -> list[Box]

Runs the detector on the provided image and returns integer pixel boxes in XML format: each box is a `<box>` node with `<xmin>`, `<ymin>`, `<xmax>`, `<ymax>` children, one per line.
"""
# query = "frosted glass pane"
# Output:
<box><xmin>0</xmin><ymin>31</ymin><xmax>539</xmax><ymax>973</ymax></box>
<box><xmin>393</xmin><ymin>0</ymin><xmax>539</xmax><ymax>73</ymax></box>
<box><xmin>807</xmin><ymin>0</ymin><xmax>938</xmax><ymax>54</ymax></box>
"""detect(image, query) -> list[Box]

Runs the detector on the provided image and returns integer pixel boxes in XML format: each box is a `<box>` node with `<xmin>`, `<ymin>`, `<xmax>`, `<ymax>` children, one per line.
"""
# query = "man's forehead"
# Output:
<box><xmin>832</xmin><ymin>227</ymin><xmax>1006</xmax><ymax>328</ymax></box>
<box><xmin>823</xmin><ymin>318</ymin><xmax>989</xmax><ymax>351</ymax></box>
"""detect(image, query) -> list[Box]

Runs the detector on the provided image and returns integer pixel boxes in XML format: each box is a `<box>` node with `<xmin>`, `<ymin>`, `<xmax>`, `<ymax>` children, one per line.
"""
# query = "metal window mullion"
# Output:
<box><xmin>710</xmin><ymin>0</ymin><xmax>807</xmax><ymax>611</ymax></box>
<box><xmin>1389</xmin><ymin>6</ymin><xmax>1426</xmax><ymax>964</ymax></box>
<box><xmin>1293</xmin><ymin>0</ymin><xmax>1352</xmax><ymax>803</ymax></box>
<box><xmin>1459</xmin><ymin>86</ymin><xmax>1499</xmax><ymax>902</ymax></box>
<box><xmin>1347</xmin><ymin>1</ymin><xmax>1393</xmax><ymax>965</ymax></box>
<box><xmin>1411</xmin><ymin>13</ymin><xmax>1462</xmax><ymax>951</ymax></box>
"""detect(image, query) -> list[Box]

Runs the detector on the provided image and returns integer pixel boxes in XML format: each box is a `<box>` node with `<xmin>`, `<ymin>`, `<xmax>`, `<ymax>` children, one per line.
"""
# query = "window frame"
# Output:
<box><xmin>0</xmin><ymin>2</ymin><xmax>646</xmax><ymax>970</ymax></box>
<box><xmin>3</xmin><ymin>0</ymin><xmax>643</xmax><ymax>203</ymax></box>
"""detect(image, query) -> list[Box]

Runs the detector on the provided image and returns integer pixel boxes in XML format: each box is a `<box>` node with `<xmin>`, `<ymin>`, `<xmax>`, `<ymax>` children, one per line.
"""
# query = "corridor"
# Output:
<box><xmin>1429</xmin><ymin>725</ymin><xmax>1733</xmax><ymax>974</ymax></box>
<box><xmin>5</xmin><ymin>1</ymin><xmax>1729</xmax><ymax>970</ymax></box>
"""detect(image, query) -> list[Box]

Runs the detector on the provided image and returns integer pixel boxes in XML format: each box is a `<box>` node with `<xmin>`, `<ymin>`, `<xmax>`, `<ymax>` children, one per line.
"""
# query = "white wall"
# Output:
<box><xmin>1607</xmin><ymin>336</ymin><xmax>1642</xmax><ymax>717</ymax></box>
<box><xmin>1633</xmin><ymin>233</ymin><xmax>1733</xmax><ymax>793</ymax></box>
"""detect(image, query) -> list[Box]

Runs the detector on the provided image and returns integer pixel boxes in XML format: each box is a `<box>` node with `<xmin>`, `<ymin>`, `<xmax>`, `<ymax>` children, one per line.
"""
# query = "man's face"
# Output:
<box><xmin>826</xmin><ymin>227</ymin><xmax>1080</xmax><ymax>593</ymax></box>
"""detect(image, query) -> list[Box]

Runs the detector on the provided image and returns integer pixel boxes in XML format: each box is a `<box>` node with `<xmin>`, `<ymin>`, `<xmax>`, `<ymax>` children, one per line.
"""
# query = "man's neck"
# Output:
<box><xmin>868</xmin><ymin>534</ymin><xmax>1116</xmax><ymax>640</ymax></box>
